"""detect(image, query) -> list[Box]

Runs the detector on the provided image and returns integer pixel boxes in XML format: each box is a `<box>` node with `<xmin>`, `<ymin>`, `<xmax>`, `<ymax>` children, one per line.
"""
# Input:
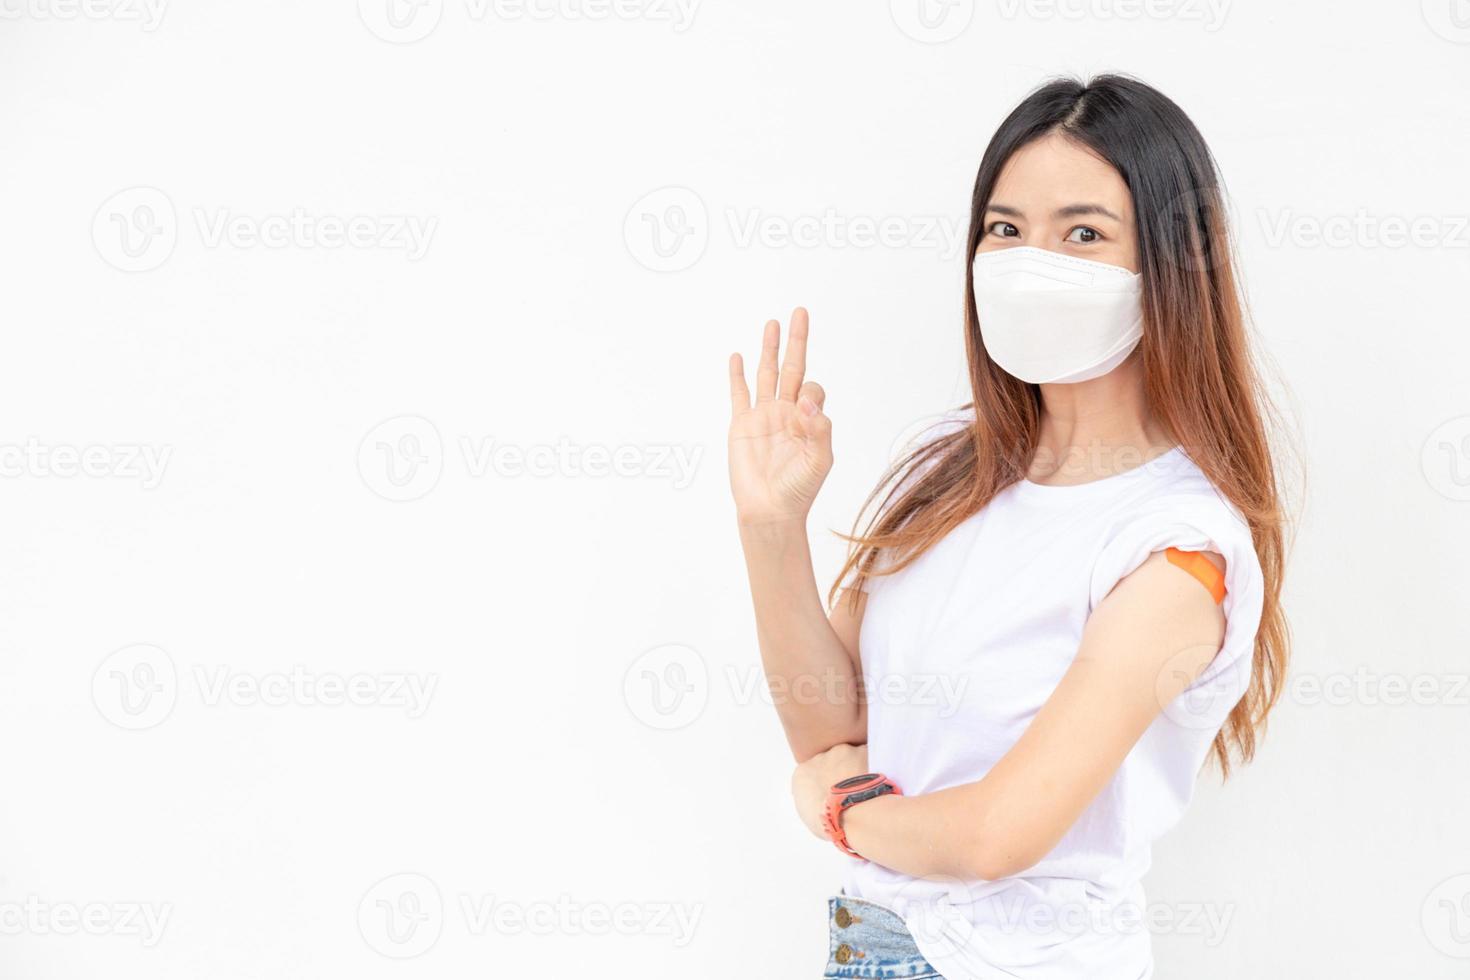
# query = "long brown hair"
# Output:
<box><xmin>830</xmin><ymin>75</ymin><xmax>1291</xmax><ymax>777</ymax></box>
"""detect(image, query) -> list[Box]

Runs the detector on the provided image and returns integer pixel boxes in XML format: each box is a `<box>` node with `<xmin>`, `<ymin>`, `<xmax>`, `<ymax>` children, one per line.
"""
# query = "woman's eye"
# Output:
<box><xmin>988</xmin><ymin>221</ymin><xmax>1020</xmax><ymax>238</ymax></box>
<box><xmin>1066</xmin><ymin>226</ymin><xmax>1100</xmax><ymax>244</ymax></box>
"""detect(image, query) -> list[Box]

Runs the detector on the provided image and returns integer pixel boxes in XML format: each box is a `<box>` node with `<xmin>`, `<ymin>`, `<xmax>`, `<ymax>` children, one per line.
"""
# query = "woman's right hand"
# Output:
<box><xmin>727</xmin><ymin>307</ymin><xmax>834</xmax><ymax>528</ymax></box>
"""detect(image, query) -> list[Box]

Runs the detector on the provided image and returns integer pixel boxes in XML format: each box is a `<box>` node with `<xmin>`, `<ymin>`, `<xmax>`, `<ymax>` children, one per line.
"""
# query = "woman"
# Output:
<box><xmin>726</xmin><ymin>75</ymin><xmax>1289</xmax><ymax>979</ymax></box>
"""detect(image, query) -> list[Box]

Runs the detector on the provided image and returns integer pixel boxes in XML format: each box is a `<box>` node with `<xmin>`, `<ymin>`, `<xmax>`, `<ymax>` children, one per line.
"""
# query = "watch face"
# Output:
<box><xmin>834</xmin><ymin>773</ymin><xmax>880</xmax><ymax>791</ymax></box>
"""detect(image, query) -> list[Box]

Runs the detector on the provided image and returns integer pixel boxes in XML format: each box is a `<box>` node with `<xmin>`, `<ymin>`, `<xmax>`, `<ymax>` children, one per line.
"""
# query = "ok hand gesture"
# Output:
<box><xmin>727</xmin><ymin>308</ymin><xmax>834</xmax><ymax>527</ymax></box>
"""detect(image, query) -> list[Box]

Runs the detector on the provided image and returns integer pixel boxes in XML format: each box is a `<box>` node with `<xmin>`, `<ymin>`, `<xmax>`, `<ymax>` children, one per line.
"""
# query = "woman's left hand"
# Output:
<box><xmin>791</xmin><ymin>743</ymin><xmax>869</xmax><ymax>840</ymax></box>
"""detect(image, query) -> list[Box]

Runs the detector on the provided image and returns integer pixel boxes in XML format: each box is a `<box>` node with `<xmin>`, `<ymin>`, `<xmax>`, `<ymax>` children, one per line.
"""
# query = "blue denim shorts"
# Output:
<box><xmin>823</xmin><ymin>895</ymin><xmax>941</xmax><ymax>979</ymax></box>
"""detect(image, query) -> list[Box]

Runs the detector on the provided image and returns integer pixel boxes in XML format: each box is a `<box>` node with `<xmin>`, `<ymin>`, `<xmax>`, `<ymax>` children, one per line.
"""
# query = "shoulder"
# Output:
<box><xmin>1089</xmin><ymin>449</ymin><xmax>1262</xmax><ymax>622</ymax></box>
<box><xmin>1087</xmin><ymin>449</ymin><xmax>1266</xmax><ymax>702</ymax></box>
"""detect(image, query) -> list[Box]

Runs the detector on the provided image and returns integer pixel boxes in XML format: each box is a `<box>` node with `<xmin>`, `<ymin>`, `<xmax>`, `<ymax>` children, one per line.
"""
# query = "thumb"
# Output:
<box><xmin>797</xmin><ymin>395</ymin><xmax>833</xmax><ymax>456</ymax></box>
<box><xmin>798</xmin><ymin>381</ymin><xmax>826</xmax><ymax>412</ymax></box>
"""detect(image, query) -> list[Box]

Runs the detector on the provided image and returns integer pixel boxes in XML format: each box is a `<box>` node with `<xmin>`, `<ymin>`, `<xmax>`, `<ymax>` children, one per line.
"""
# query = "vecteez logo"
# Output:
<box><xmin>0</xmin><ymin>897</ymin><xmax>174</xmax><ymax>946</ymax></box>
<box><xmin>1422</xmin><ymin>0</ymin><xmax>1470</xmax><ymax>43</ymax></box>
<box><xmin>0</xmin><ymin>0</ymin><xmax>167</xmax><ymax>30</ymax></box>
<box><xmin>994</xmin><ymin>0</ymin><xmax>1231</xmax><ymax>31</ymax></box>
<box><xmin>356</xmin><ymin>873</ymin><xmax>703</xmax><ymax>956</ymax></box>
<box><xmin>0</xmin><ymin>438</ymin><xmax>172</xmax><ymax>488</ymax></box>
<box><xmin>92</xmin><ymin>644</ymin><xmax>179</xmax><ymax>731</ymax></box>
<box><xmin>1422</xmin><ymin>416</ymin><xmax>1470</xmax><ymax>501</ymax></box>
<box><xmin>358</xmin><ymin>0</ymin><xmax>700</xmax><ymax>43</ymax></box>
<box><xmin>91</xmin><ymin>645</ymin><xmax>440</xmax><ymax>729</ymax></box>
<box><xmin>358</xmin><ymin>0</ymin><xmax>444</xmax><ymax>43</ymax></box>
<box><xmin>622</xmin><ymin>643</ymin><xmax>708</xmax><ymax>730</ymax></box>
<box><xmin>92</xmin><ymin>187</ymin><xmax>177</xmax><ymax>273</ymax></box>
<box><xmin>889</xmin><ymin>0</ymin><xmax>974</xmax><ymax>43</ymax></box>
<box><xmin>623</xmin><ymin>187</ymin><xmax>709</xmax><ymax>273</ymax></box>
<box><xmin>356</xmin><ymin>416</ymin><xmax>703</xmax><ymax>501</ymax></box>
<box><xmin>1422</xmin><ymin>874</ymin><xmax>1470</xmax><ymax>958</ymax></box>
<box><xmin>623</xmin><ymin>186</ymin><xmax>968</xmax><ymax>272</ymax></box>
<box><xmin>358</xmin><ymin>416</ymin><xmax>445</xmax><ymax>503</ymax></box>
<box><xmin>92</xmin><ymin>187</ymin><xmax>438</xmax><ymax>271</ymax></box>
<box><xmin>358</xmin><ymin>873</ymin><xmax>444</xmax><ymax>958</ymax></box>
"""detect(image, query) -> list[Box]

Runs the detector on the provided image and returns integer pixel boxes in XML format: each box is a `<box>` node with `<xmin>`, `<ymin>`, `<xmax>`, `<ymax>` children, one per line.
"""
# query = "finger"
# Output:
<box><xmin>755</xmin><ymin>319</ymin><xmax>780</xmax><ymax>402</ymax></box>
<box><xmin>796</xmin><ymin>393</ymin><xmax>833</xmax><ymax>464</ymax></box>
<box><xmin>777</xmin><ymin>306</ymin><xmax>809</xmax><ymax>402</ymax></box>
<box><xmin>728</xmin><ymin>352</ymin><xmax>751</xmax><ymax>416</ymax></box>
<box><xmin>798</xmin><ymin>380</ymin><xmax>825</xmax><ymax>412</ymax></box>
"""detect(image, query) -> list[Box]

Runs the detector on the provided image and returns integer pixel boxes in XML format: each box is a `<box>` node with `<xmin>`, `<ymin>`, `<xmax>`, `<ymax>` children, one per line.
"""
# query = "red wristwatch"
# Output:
<box><xmin>822</xmin><ymin>772</ymin><xmax>902</xmax><ymax>859</ymax></box>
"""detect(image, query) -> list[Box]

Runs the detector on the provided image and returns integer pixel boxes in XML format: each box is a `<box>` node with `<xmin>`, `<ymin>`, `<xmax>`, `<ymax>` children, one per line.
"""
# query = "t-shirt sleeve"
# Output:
<box><xmin>1087</xmin><ymin>492</ymin><xmax>1266</xmax><ymax>726</ymax></box>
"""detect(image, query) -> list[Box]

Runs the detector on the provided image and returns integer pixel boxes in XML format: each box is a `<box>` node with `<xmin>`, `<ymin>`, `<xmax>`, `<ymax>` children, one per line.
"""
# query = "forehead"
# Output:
<box><xmin>990</xmin><ymin>132</ymin><xmax>1132</xmax><ymax>216</ymax></box>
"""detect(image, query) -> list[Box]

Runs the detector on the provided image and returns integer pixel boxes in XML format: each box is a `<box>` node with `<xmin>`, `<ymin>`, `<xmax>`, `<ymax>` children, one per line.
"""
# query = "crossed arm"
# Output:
<box><xmin>783</xmin><ymin>548</ymin><xmax>1226</xmax><ymax>882</ymax></box>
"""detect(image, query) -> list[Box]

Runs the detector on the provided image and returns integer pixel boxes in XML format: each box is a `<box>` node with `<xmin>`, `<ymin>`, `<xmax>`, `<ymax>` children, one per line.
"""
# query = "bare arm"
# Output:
<box><xmin>728</xmin><ymin>309</ymin><xmax>866</xmax><ymax>761</ymax></box>
<box><xmin>738</xmin><ymin>526</ymin><xmax>867</xmax><ymax>760</ymax></box>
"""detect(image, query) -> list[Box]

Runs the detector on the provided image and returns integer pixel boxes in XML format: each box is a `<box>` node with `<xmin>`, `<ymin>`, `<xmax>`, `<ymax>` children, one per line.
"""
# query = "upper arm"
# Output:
<box><xmin>966</xmin><ymin>550</ymin><xmax>1227</xmax><ymax>876</ymax></box>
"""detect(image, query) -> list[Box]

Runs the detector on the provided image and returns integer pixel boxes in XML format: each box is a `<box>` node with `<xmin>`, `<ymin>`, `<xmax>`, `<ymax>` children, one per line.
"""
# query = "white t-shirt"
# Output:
<box><xmin>842</xmin><ymin>413</ymin><xmax>1265</xmax><ymax>980</ymax></box>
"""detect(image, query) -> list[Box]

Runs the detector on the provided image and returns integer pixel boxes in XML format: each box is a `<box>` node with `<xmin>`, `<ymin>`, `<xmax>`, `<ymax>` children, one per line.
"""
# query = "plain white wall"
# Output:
<box><xmin>1</xmin><ymin>1</ymin><xmax>1467</xmax><ymax>977</ymax></box>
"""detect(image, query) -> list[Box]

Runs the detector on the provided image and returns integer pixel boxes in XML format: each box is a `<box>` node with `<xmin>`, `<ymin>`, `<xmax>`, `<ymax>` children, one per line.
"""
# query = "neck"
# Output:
<box><xmin>1027</xmin><ymin>352</ymin><xmax>1174</xmax><ymax>486</ymax></box>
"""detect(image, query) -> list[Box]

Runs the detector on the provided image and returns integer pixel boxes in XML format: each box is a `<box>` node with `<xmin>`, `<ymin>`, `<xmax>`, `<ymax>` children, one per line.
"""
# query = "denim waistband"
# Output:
<box><xmin>823</xmin><ymin>895</ymin><xmax>940</xmax><ymax>979</ymax></box>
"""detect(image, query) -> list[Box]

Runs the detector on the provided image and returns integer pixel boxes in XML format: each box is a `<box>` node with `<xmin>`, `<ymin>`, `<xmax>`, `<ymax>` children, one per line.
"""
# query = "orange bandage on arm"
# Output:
<box><xmin>1165</xmin><ymin>547</ymin><xmax>1226</xmax><ymax>604</ymax></box>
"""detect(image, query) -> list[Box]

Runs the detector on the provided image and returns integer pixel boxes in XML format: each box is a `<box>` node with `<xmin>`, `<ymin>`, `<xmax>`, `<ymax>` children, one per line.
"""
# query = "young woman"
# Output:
<box><xmin>726</xmin><ymin>75</ymin><xmax>1289</xmax><ymax>979</ymax></box>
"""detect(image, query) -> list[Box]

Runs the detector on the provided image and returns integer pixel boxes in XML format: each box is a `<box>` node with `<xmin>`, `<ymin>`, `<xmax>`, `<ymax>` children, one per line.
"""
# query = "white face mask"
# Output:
<box><xmin>972</xmin><ymin>246</ymin><xmax>1144</xmax><ymax>385</ymax></box>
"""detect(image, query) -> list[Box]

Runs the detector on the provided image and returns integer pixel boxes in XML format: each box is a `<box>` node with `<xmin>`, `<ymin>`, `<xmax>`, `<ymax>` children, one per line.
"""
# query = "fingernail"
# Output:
<box><xmin>799</xmin><ymin>397</ymin><xmax>817</xmax><ymax>416</ymax></box>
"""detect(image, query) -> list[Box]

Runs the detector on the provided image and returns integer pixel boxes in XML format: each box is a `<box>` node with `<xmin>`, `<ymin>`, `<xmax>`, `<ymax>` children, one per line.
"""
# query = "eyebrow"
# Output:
<box><xmin>986</xmin><ymin>202</ymin><xmax>1123</xmax><ymax>222</ymax></box>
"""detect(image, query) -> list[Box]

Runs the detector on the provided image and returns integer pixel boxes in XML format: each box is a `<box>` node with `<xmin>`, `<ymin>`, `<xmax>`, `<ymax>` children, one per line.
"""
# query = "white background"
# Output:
<box><xmin>2</xmin><ymin>1</ymin><xmax>1468</xmax><ymax>977</ymax></box>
